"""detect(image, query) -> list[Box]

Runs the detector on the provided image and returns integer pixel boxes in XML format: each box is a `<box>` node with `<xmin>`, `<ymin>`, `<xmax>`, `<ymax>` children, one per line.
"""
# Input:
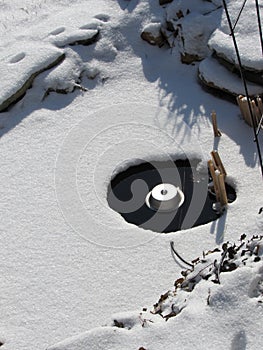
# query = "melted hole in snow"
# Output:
<box><xmin>9</xmin><ymin>52</ymin><xmax>26</xmax><ymax>64</ymax></box>
<box><xmin>49</xmin><ymin>27</ymin><xmax>66</xmax><ymax>36</ymax></box>
<box><xmin>107</xmin><ymin>159</ymin><xmax>236</xmax><ymax>233</ymax></box>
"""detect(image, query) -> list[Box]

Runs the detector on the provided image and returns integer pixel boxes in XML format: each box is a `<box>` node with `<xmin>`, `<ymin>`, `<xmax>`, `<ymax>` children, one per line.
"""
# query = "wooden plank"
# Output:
<box><xmin>218</xmin><ymin>173</ymin><xmax>228</xmax><ymax>206</ymax></box>
<box><xmin>211</xmin><ymin>150</ymin><xmax>227</xmax><ymax>177</ymax></box>
<box><xmin>236</xmin><ymin>95</ymin><xmax>246</xmax><ymax>122</ymax></box>
<box><xmin>251</xmin><ymin>99</ymin><xmax>260</xmax><ymax>125</ymax></box>
<box><xmin>257</xmin><ymin>97</ymin><xmax>263</xmax><ymax>115</ymax></box>
<box><xmin>208</xmin><ymin>160</ymin><xmax>220</xmax><ymax>202</ymax></box>
<box><xmin>237</xmin><ymin>95</ymin><xmax>253</xmax><ymax>126</ymax></box>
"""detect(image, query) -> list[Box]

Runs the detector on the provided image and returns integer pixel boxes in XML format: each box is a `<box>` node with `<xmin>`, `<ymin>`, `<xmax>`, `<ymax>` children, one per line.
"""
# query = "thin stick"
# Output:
<box><xmin>211</xmin><ymin>111</ymin><xmax>222</xmax><ymax>137</ymax></box>
<box><xmin>236</xmin><ymin>95</ymin><xmax>245</xmax><ymax>120</ymax></box>
<box><xmin>211</xmin><ymin>151</ymin><xmax>227</xmax><ymax>177</ymax></box>
<box><xmin>218</xmin><ymin>174</ymin><xmax>228</xmax><ymax>206</ymax></box>
<box><xmin>251</xmin><ymin>99</ymin><xmax>260</xmax><ymax>125</ymax></box>
<box><xmin>208</xmin><ymin>160</ymin><xmax>220</xmax><ymax>202</ymax></box>
<box><xmin>257</xmin><ymin>97</ymin><xmax>263</xmax><ymax>115</ymax></box>
<box><xmin>241</xmin><ymin>97</ymin><xmax>252</xmax><ymax>125</ymax></box>
<box><xmin>237</xmin><ymin>96</ymin><xmax>251</xmax><ymax>126</ymax></box>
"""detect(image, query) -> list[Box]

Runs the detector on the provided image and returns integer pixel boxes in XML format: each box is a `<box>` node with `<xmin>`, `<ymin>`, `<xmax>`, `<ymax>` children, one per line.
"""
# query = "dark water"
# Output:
<box><xmin>107</xmin><ymin>159</ymin><xmax>236</xmax><ymax>233</ymax></box>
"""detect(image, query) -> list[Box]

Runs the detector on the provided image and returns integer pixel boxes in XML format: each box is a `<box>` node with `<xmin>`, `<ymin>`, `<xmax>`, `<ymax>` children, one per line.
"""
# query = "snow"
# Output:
<box><xmin>199</xmin><ymin>56</ymin><xmax>263</xmax><ymax>96</ymax></box>
<box><xmin>0</xmin><ymin>1</ymin><xmax>262</xmax><ymax>350</ymax></box>
<box><xmin>162</xmin><ymin>1</ymin><xmax>222</xmax><ymax>59</ymax></box>
<box><xmin>48</xmin><ymin>259</ymin><xmax>263</xmax><ymax>350</ymax></box>
<box><xmin>178</xmin><ymin>10</ymin><xmax>220</xmax><ymax>59</ymax></box>
<box><xmin>0</xmin><ymin>42</ymin><xmax>64</xmax><ymax>109</ymax></box>
<box><xmin>208</xmin><ymin>0</ymin><xmax>263</xmax><ymax>71</ymax></box>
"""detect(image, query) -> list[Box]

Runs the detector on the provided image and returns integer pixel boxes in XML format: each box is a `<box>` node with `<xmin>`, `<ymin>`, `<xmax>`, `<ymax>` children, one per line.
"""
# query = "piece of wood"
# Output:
<box><xmin>211</xmin><ymin>151</ymin><xmax>227</xmax><ymax>177</ymax></box>
<box><xmin>218</xmin><ymin>174</ymin><xmax>228</xmax><ymax>206</ymax></box>
<box><xmin>251</xmin><ymin>99</ymin><xmax>260</xmax><ymax>125</ymax></box>
<box><xmin>211</xmin><ymin>111</ymin><xmax>222</xmax><ymax>137</ymax></box>
<box><xmin>256</xmin><ymin>97</ymin><xmax>263</xmax><ymax>132</ymax></box>
<box><xmin>257</xmin><ymin>97</ymin><xmax>263</xmax><ymax>115</ymax></box>
<box><xmin>208</xmin><ymin>160</ymin><xmax>220</xmax><ymax>202</ymax></box>
<box><xmin>242</xmin><ymin>98</ymin><xmax>252</xmax><ymax>125</ymax></box>
<box><xmin>237</xmin><ymin>95</ymin><xmax>253</xmax><ymax>126</ymax></box>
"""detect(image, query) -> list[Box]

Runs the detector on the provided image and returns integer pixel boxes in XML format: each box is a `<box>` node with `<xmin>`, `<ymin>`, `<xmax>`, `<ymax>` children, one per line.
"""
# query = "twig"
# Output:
<box><xmin>215</xmin><ymin>245</ymin><xmax>229</xmax><ymax>283</ymax></box>
<box><xmin>211</xmin><ymin>111</ymin><xmax>222</xmax><ymax>137</ymax></box>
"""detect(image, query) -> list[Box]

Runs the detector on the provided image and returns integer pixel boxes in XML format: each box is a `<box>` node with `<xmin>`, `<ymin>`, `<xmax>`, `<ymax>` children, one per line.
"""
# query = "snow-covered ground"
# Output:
<box><xmin>0</xmin><ymin>1</ymin><xmax>263</xmax><ymax>349</ymax></box>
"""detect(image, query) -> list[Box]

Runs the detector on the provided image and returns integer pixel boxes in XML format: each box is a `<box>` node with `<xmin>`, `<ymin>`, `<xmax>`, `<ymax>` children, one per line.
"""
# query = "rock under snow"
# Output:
<box><xmin>49</xmin><ymin>28</ymin><xmax>100</xmax><ymax>47</ymax></box>
<box><xmin>196</xmin><ymin>0</ymin><xmax>263</xmax><ymax>98</ymax></box>
<box><xmin>160</xmin><ymin>0</ymin><xmax>222</xmax><ymax>63</ymax></box>
<box><xmin>42</xmin><ymin>49</ymin><xmax>86</xmax><ymax>96</ymax></box>
<box><xmin>141</xmin><ymin>23</ymin><xmax>165</xmax><ymax>47</ymax></box>
<box><xmin>178</xmin><ymin>11</ymin><xmax>220</xmax><ymax>63</ymax></box>
<box><xmin>198</xmin><ymin>56</ymin><xmax>263</xmax><ymax>98</ymax></box>
<box><xmin>208</xmin><ymin>1</ymin><xmax>263</xmax><ymax>73</ymax></box>
<box><xmin>0</xmin><ymin>42</ymin><xmax>65</xmax><ymax>112</ymax></box>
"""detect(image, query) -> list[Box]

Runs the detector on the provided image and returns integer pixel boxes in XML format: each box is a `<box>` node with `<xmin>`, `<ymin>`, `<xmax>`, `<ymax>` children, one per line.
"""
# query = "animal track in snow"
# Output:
<box><xmin>9</xmin><ymin>52</ymin><xmax>26</xmax><ymax>64</ymax></box>
<box><xmin>94</xmin><ymin>13</ymin><xmax>110</xmax><ymax>22</ymax></box>
<box><xmin>49</xmin><ymin>27</ymin><xmax>66</xmax><ymax>36</ymax></box>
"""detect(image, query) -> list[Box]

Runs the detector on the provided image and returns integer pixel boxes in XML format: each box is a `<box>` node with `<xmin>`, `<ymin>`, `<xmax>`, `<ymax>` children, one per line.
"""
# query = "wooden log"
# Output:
<box><xmin>211</xmin><ymin>150</ymin><xmax>227</xmax><ymax>177</ymax></box>
<box><xmin>257</xmin><ymin>97</ymin><xmax>263</xmax><ymax>115</ymax></box>
<box><xmin>251</xmin><ymin>99</ymin><xmax>260</xmax><ymax>125</ymax></box>
<box><xmin>236</xmin><ymin>95</ymin><xmax>246</xmax><ymax>122</ymax></box>
<box><xmin>242</xmin><ymin>98</ymin><xmax>253</xmax><ymax>126</ymax></box>
<box><xmin>236</xmin><ymin>95</ymin><xmax>243</xmax><ymax>113</ymax></box>
<box><xmin>211</xmin><ymin>111</ymin><xmax>222</xmax><ymax>137</ymax></box>
<box><xmin>208</xmin><ymin>160</ymin><xmax>220</xmax><ymax>202</ymax></box>
<box><xmin>256</xmin><ymin>97</ymin><xmax>263</xmax><ymax>132</ymax></box>
<box><xmin>218</xmin><ymin>173</ymin><xmax>228</xmax><ymax>206</ymax></box>
<box><xmin>237</xmin><ymin>95</ymin><xmax>253</xmax><ymax>126</ymax></box>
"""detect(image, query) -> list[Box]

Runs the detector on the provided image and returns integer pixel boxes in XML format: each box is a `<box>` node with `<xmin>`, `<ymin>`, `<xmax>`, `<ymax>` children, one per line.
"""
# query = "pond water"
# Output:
<box><xmin>107</xmin><ymin>159</ymin><xmax>236</xmax><ymax>233</ymax></box>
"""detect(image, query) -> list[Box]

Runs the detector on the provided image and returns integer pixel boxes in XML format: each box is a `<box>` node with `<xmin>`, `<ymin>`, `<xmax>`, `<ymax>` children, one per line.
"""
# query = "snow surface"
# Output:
<box><xmin>209</xmin><ymin>0</ymin><xmax>263</xmax><ymax>71</ymax></box>
<box><xmin>0</xmin><ymin>42</ymin><xmax>64</xmax><ymax>108</ymax></box>
<box><xmin>0</xmin><ymin>1</ymin><xmax>263</xmax><ymax>350</ymax></box>
<box><xmin>199</xmin><ymin>56</ymin><xmax>263</xmax><ymax>96</ymax></box>
<box><xmin>164</xmin><ymin>0</ymin><xmax>222</xmax><ymax>59</ymax></box>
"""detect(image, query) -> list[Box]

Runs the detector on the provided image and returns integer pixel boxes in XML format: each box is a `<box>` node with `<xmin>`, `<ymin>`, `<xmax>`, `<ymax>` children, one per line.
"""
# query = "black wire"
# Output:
<box><xmin>222</xmin><ymin>0</ymin><xmax>263</xmax><ymax>178</ymax></box>
<box><xmin>255</xmin><ymin>0</ymin><xmax>263</xmax><ymax>56</ymax></box>
<box><xmin>232</xmin><ymin>0</ymin><xmax>248</xmax><ymax>33</ymax></box>
<box><xmin>170</xmin><ymin>241</ymin><xmax>194</xmax><ymax>268</ymax></box>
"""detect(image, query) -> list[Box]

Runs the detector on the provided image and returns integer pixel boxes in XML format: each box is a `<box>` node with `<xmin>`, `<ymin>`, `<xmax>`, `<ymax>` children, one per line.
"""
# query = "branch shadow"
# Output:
<box><xmin>140</xmin><ymin>45</ymin><xmax>260</xmax><ymax>170</ymax></box>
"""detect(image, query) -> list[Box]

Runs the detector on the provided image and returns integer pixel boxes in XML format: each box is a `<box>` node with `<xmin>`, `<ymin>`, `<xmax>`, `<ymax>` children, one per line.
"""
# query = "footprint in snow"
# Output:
<box><xmin>9</xmin><ymin>52</ymin><xmax>26</xmax><ymax>64</ymax></box>
<box><xmin>48</xmin><ymin>27</ymin><xmax>66</xmax><ymax>36</ymax></box>
<box><xmin>94</xmin><ymin>14</ymin><xmax>110</xmax><ymax>22</ymax></box>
